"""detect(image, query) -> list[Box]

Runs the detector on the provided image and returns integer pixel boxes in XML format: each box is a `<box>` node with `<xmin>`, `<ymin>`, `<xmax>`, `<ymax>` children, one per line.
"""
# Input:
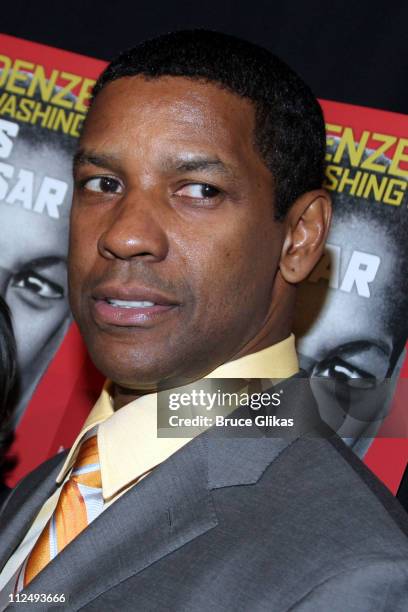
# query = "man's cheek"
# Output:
<box><xmin>12</xmin><ymin>301</ymin><xmax>67</xmax><ymax>359</ymax></box>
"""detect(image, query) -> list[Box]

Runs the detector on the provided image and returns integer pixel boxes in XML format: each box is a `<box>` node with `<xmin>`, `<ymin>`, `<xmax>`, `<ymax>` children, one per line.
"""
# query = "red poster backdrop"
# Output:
<box><xmin>295</xmin><ymin>101</ymin><xmax>408</xmax><ymax>493</ymax></box>
<box><xmin>0</xmin><ymin>34</ymin><xmax>106</xmax><ymax>486</ymax></box>
<box><xmin>0</xmin><ymin>34</ymin><xmax>407</xmax><ymax>492</ymax></box>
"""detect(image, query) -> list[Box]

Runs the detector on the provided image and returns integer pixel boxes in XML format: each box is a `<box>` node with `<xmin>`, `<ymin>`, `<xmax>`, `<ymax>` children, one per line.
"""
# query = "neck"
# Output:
<box><xmin>231</xmin><ymin>272</ymin><xmax>295</xmax><ymax>362</ymax></box>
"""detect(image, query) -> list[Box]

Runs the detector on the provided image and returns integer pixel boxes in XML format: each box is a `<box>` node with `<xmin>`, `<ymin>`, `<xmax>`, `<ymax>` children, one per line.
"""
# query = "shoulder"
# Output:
<box><xmin>208</xmin><ymin>435</ymin><xmax>408</xmax><ymax>607</ymax></box>
<box><xmin>215</xmin><ymin>433</ymin><xmax>408</xmax><ymax>534</ymax></box>
<box><xmin>251</xmin><ymin>434</ymin><xmax>408</xmax><ymax>548</ymax></box>
<box><xmin>284</xmin><ymin>434</ymin><xmax>408</xmax><ymax>543</ymax></box>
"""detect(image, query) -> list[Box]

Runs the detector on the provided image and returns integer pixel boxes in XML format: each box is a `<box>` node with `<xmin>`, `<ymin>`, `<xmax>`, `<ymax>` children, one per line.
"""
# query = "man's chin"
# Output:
<box><xmin>88</xmin><ymin>351</ymin><xmax>188</xmax><ymax>391</ymax></box>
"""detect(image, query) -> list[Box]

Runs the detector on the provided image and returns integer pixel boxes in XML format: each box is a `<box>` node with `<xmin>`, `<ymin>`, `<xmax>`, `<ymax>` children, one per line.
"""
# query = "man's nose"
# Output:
<box><xmin>97</xmin><ymin>190</ymin><xmax>169</xmax><ymax>262</ymax></box>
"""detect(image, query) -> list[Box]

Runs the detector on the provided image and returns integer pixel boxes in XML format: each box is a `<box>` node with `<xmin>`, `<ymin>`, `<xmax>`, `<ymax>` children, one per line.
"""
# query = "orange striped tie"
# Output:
<box><xmin>22</xmin><ymin>435</ymin><xmax>102</xmax><ymax>588</ymax></box>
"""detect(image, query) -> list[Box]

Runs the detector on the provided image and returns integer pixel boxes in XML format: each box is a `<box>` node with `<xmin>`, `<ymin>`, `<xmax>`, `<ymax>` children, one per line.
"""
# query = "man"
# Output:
<box><xmin>0</xmin><ymin>83</ymin><xmax>75</xmax><ymax>425</ymax></box>
<box><xmin>294</xmin><ymin>144</ymin><xmax>408</xmax><ymax>457</ymax></box>
<box><xmin>1</xmin><ymin>30</ymin><xmax>408</xmax><ymax>611</ymax></box>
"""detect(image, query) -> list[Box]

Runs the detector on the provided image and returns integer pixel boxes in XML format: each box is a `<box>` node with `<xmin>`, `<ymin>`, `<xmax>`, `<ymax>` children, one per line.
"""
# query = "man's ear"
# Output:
<box><xmin>279</xmin><ymin>190</ymin><xmax>332</xmax><ymax>284</ymax></box>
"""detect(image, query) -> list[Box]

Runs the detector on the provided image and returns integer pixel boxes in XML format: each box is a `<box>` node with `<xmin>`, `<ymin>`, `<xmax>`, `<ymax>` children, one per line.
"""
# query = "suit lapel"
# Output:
<box><xmin>0</xmin><ymin>453</ymin><xmax>66</xmax><ymax>571</ymax></box>
<box><xmin>206</xmin><ymin>372</ymin><xmax>324</xmax><ymax>488</ymax></box>
<box><xmin>13</xmin><ymin>436</ymin><xmax>218</xmax><ymax>610</ymax></box>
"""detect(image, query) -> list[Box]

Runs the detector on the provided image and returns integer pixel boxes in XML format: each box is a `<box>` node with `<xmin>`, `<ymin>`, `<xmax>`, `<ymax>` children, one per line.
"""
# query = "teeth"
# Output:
<box><xmin>107</xmin><ymin>299</ymin><xmax>155</xmax><ymax>308</ymax></box>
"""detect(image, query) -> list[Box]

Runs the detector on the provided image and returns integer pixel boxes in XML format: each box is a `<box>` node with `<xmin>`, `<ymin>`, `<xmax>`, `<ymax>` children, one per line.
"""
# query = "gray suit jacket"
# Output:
<box><xmin>1</xmin><ymin>375</ymin><xmax>408</xmax><ymax>611</ymax></box>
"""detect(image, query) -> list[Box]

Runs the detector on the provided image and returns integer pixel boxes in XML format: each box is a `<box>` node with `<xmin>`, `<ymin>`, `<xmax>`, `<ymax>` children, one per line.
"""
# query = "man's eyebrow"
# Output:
<box><xmin>73</xmin><ymin>150</ymin><xmax>235</xmax><ymax>177</ymax></box>
<box><xmin>20</xmin><ymin>256</ymin><xmax>67</xmax><ymax>271</ymax></box>
<box><xmin>73</xmin><ymin>150</ymin><xmax>120</xmax><ymax>171</ymax></box>
<box><xmin>168</xmin><ymin>156</ymin><xmax>234</xmax><ymax>176</ymax></box>
<box><xmin>338</xmin><ymin>339</ymin><xmax>392</xmax><ymax>357</ymax></box>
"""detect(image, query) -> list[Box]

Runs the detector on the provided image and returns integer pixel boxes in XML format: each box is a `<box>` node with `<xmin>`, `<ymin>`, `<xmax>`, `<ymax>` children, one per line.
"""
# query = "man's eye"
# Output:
<box><xmin>314</xmin><ymin>358</ymin><xmax>377</xmax><ymax>388</ymax></box>
<box><xmin>83</xmin><ymin>176</ymin><xmax>122</xmax><ymax>194</ymax></box>
<box><xmin>11</xmin><ymin>271</ymin><xmax>64</xmax><ymax>299</ymax></box>
<box><xmin>175</xmin><ymin>183</ymin><xmax>220</xmax><ymax>199</ymax></box>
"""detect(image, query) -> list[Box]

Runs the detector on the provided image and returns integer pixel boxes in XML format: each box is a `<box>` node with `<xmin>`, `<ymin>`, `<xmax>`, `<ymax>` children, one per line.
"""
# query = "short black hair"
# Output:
<box><xmin>92</xmin><ymin>29</ymin><xmax>326</xmax><ymax>219</ymax></box>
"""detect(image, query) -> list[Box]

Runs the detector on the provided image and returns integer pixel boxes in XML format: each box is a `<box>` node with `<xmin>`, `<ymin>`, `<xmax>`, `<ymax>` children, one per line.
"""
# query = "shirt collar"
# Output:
<box><xmin>56</xmin><ymin>381</ymin><xmax>114</xmax><ymax>484</ymax></box>
<box><xmin>205</xmin><ymin>333</ymin><xmax>298</xmax><ymax>379</ymax></box>
<box><xmin>56</xmin><ymin>334</ymin><xmax>298</xmax><ymax>498</ymax></box>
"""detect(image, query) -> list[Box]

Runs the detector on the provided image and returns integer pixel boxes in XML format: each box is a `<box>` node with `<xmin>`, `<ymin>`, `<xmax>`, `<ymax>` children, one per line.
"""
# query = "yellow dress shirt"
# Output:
<box><xmin>0</xmin><ymin>334</ymin><xmax>298</xmax><ymax>592</ymax></box>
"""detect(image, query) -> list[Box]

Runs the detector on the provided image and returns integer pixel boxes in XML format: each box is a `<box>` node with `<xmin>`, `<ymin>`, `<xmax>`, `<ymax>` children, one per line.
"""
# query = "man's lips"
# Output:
<box><xmin>90</xmin><ymin>285</ymin><xmax>180</xmax><ymax>327</ymax></box>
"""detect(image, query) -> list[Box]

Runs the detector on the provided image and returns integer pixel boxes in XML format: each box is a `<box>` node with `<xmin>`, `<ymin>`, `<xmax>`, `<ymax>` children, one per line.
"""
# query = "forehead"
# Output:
<box><xmin>0</xmin><ymin>138</ymin><xmax>71</xmax><ymax>269</ymax></box>
<box><xmin>82</xmin><ymin>75</ymin><xmax>260</xmax><ymax>166</ymax></box>
<box><xmin>1</xmin><ymin>137</ymin><xmax>73</xmax><ymax>219</ymax></box>
<box><xmin>7</xmin><ymin>137</ymin><xmax>72</xmax><ymax>183</ymax></box>
<box><xmin>0</xmin><ymin>203</ymin><xmax>69</xmax><ymax>270</ymax></box>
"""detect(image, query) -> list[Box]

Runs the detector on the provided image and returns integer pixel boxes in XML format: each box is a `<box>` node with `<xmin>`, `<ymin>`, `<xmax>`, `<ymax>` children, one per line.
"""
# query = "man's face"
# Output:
<box><xmin>294</xmin><ymin>217</ymin><xmax>398</xmax><ymax>446</ymax></box>
<box><xmin>0</xmin><ymin>139</ymin><xmax>71</xmax><ymax>385</ymax></box>
<box><xmin>70</xmin><ymin>76</ymin><xmax>285</xmax><ymax>389</ymax></box>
